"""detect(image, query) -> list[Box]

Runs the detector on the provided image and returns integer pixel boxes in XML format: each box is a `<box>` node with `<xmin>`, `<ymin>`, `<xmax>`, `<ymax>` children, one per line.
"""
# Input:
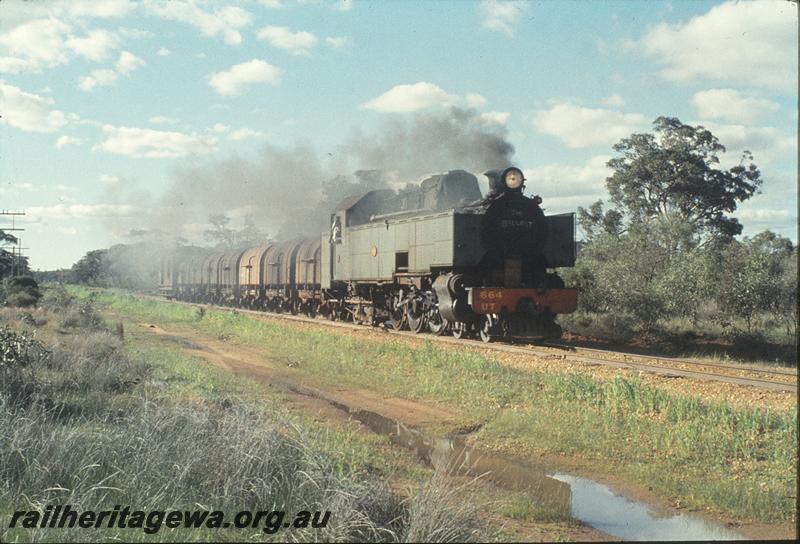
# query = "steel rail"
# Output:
<box><xmin>538</xmin><ymin>341</ymin><xmax>798</xmax><ymax>377</ymax></box>
<box><xmin>146</xmin><ymin>295</ymin><xmax>798</xmax><ymax>394</ymax></box>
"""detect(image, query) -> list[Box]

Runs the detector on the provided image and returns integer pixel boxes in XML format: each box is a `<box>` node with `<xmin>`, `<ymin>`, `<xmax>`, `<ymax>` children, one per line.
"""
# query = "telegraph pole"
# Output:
<box><xmin>1</xmin><ymin>210</ymin><xmax>26</xmax><ymax>277</ymax></box>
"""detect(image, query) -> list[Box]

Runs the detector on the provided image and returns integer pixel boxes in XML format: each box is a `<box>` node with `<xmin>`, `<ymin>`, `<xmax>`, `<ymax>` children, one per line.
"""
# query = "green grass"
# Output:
<box><xmin>74</xmin><ymin>287</ymin><xmax>797</xmax><ymax>523</ymax></box>
<box><xmin>1</xmin><ymin>289</ymin><xmax>497</xmax><ymax>542</ymax></box>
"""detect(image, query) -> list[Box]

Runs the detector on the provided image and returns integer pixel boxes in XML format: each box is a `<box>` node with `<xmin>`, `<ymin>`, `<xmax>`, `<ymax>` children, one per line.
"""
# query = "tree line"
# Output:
<box><xmin>560</xmin><ymin>117</ymin><xmax>797</xmax><ymax>349</ymax></box>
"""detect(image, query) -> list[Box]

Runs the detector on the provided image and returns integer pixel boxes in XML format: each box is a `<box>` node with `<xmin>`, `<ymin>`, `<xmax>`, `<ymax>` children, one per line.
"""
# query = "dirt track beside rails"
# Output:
<box><xmin>129</xmin><ymin>316</ymin><xmax>797</xmax><ymax>541</ymax></box>
<box><xmin>136</xmin><ymin>321</ymin><xmax>613</xmax><ymax>542</ymax></box>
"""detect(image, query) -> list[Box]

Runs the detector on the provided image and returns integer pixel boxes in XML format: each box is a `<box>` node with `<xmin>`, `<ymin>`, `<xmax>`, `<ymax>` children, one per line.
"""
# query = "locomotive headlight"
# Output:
<box><xmin>502</xmin><ymin>167</ymin><xmax>525</xmax><ymax>190</ymax></box>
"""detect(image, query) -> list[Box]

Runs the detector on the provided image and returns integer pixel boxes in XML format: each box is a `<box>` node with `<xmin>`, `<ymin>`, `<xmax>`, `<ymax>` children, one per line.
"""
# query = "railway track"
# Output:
<box><xmin>146</xmin><ymin>295</ymin><xmax>798</xmax><ymax>394</ymax></box>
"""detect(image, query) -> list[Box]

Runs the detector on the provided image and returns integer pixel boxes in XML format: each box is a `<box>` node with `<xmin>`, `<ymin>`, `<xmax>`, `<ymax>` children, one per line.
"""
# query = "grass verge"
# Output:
<box><xmin>77</xmin><ymin>286</ymin><xmax>798</xmax><ymax>524</ymax></box>
<box><xmin>0</xmin><ymin>288</ymin><xmax>496</xmax><ymax>542</ymax></box>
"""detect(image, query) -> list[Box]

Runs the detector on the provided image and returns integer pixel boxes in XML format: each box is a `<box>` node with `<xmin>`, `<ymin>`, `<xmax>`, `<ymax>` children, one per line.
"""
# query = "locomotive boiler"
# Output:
<box><xmin>161</xmin><ymin>166</ymin><xmax>578</xmax><ymax>342</ymax></box>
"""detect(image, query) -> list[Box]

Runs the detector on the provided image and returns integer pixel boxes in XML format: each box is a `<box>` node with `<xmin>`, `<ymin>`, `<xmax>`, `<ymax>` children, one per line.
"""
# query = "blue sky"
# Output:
<box><xmin>0</xmin><ymin>0</ymin><xmax>797</xmax><ymax>269</ymax></box>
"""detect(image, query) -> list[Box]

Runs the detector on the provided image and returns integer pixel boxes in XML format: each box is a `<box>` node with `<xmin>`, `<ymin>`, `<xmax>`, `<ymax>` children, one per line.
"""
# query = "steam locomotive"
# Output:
<box><xmin>161</xmin><ymin>166</ymin><xmax>578</xmax><ymax>342</ymax></box>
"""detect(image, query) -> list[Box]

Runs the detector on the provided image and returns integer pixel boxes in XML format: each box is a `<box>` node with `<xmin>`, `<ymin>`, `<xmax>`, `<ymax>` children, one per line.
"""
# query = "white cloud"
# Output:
<box><xmin>480</xmin><ymin>111</ymin><xmax>510</xmax><ymax>125</ymax></box>
<box><xmin>335</xmin><ymin>0</ymin><xmax>354</xmax><ymax>11</ymax></box>
<box><xmin>9</xmin><ymin>182</ymin><xmax>41</xmax><ymax>192</ymax></box>
<box><xmin>26</xmin><ymin>203</ymin><xmax>145</xmax><ymax>218</ymax></box>
<box><xmin>362</xmin><ymin>83</ymin><xmax>497</xmax><ymax>114</ymax></box>
<box><xmin>479</xmin><ymin>0</ymin><xmax>527</xmax><ymax>37</ymax></box>
<box><xmin>326</xmin><ymin>36</ymin><xmax>351</xmax><ymax>49</ymax></box>
<box><xmin>64</xmin><ymin>29</ymin><xmax>119</xmax><ymax>61</ymax></box>
<box><xmin>533</xmin><ymin>102</ymin><xmax>646</xmax><ymax>148</ymax></box>
<box><xmin>116</xmin><ymin>50</ymin><xmax>145</xmax><ymax>74</ymax></box>
<box><xmin>145</xmin><ymin>2</ymin><xmax>252</xmax><ymax>46</ymax></box>
<box><xmin>638</xmin><ymin>0</ymin><xmax>798</xmax><ymax>92</ymax></box>
<box><xmin>362</xmin><ymin>82</ymin><xmax>455</xmax><ymax>113</ymax></box>
<box><xmin>100</xmin><ymin>174</ymin><xmax>120</xmax><ymax>185</ymax></box>
<box><xmin>55</xmin><ymin>226</ymin><xmax>78</xmax><ymax>235</ymax></box>
<box><xmin>691</xmin><ymin>89</ymin><xmax>779</xmax><ymax>124</ymax></box>
<box><xmin>149</xmin><ymin>115</ymin><xmax>179</xmax><ymax>125</ymax></box>
<box><xmin>259</xmin><ymin>0</ymin><xmax>284</xmax><ymax>7</ymax></box>
<box><xmin>525</xmin><ymin>155</ymin><xmax>612</xmax><ymax>198</ymax></box>
<box><xmin>0</xmin><ymin>8</ymin><xmax>144</xmax><ymax>74</ymax></box>
<box><xmin>212</xmin><ymin>123</ymin><xmax>230</xmax><ymax>133</ymax></box>
<box><xmin>93</xmin><ymin>125</ymin><xmax>217</xmax><ymax>158</ymax></box>
<box><xmin>257</xmin><ymin>26</ymin><xmax>318</xmax><ymax>55</ymax></box>
<box><xmin>64</xmin><ymin>0</ymin><xmax>136</xmax><ymax>19</ymax></box>
<box><xmin>118</xmin><ymin>27</ymin><xmax>153</xmax><ymax>40</ymax></box>
<box><xmin>697</xmin><ymin>121</ymin><xmax>797</xmax><ymax>166</ymax></box>
<box><xmin>78</xmin><ymin>51</ymin><xmax>144</xmax><ymax>91</ymax></box>
<box><xmin>601</xmin><ymin>94</ymin><xmax>625</xmax><ymax>108</ymax></box>
<box><xmin>0</xmin><ymin>18</ymin><xmax>72</xmax><ymax>72</ymax></box>
<box><xmin>465</xmin><ymin>93</ymin><xmax>487</xmax><ymax>108</ymax></box>
<box><xmin>79</xmin><ymin>68</ymin><xmax>118</xmax><ymax>91</ymax></box>
<box><xmin>736</xmin><ymin>208</ymin><xmax>791</xmax><ymax>221</ymax></box>
<box><xmin>0</xmin><ymin>81</ymin><xmax>72</xmax><ymax>132</ymax></box>
<box><xmin>228</xmin><ymin>128</ymin><xmax>268</xmax><ymax>141</ymax></box>
<box><xmin>209</xmin><ymin>59</ymin><xmax>283</xmax><ymax>96</ymax></box>
<box><xmin>156</xmin><ymin>47</ymin><xmax>171</xmax><ymax>56</ymax></box>
<box><xmin>55</xmin><ymin>135</ymin><xmax>81</xmax><ymax>149</ymax></box>
<box><xmin>0</xmin><ymin>57</ymin><xmax>33</xmax><ymax>73</ymax></box>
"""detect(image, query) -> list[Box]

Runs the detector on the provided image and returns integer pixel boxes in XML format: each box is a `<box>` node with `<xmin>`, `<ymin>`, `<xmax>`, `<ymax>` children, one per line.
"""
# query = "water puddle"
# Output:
<box><xmin>551</xmin><ymin>474</ymin><xmax>744</xmax><ymax>541</ymax></box>
<box><xmin>334</xmin><ymin>403</ymin><xmax>744</xmax><ymax>541</ymax></box>
<box><xmin>334</xmin><ymin>404</ymin><xmax>571</xmax><ymax>515</ymax></box>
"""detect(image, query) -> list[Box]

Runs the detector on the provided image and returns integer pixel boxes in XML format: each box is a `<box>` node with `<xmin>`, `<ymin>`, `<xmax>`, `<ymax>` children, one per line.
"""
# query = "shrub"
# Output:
<box><xmin>4</xmin><ymin>276</ymin><xmax>42</xmax><ymax>308</ymax></box>
<box><xmin>49</xmin><ymin>332</ymin><xmax>149</xmax><ymax>394</ymax></box>
<box><xmin>560</xmin><ymin>312</ymin><xmax>636</xmax><ymax>343</ymax></box>
<box><xmin>40</xmin><ymin>284</ymin><xmax>76</xmax><ymax>312</ymax></box>
<box><xmin>58</xmin><ymin>300</ymin><xmax>106</xmax><ymax>331</ymax></box>
<box><xmin>0</xmin><ymin>327</ymin><xmax>50</xmax><ymax>404</ymax></box>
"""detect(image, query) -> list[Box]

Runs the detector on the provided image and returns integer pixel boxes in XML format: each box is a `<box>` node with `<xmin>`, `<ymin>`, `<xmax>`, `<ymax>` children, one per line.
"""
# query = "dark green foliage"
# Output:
<box><xmin>565</xmin><ymin>228</ymin><xmax>797</xmax><ymax>348</ymax></box>
<box><xmin>603</xmin><ymin>116</ymin><xmax>762</xmax><ymax>239</ymax></box>
<box><xmin>3</xmin><ymin>276</ymin><xmax>42</xmax><ymax>308</ymax></box>
<box><xmin>566</xmin><ymin>117</ymin><xmax>794</xmax><ymax>350</ymax></box>
<box><xmin>0</xmin><ymin>327</ymin><xmax>51</xmax><ymax>404</ymax></box>
<box><xmin>70</xmin><ymin>248</ymin><xmax>110</xmax><ymax>285</ymax></box>
<box><xmin>714</xmin><ymin>232</ymin><xmax>797</xmax><ymax>336</ymax></box>
<box><xmin>0</xmin><ymin>229</ymin><xmax>29</xmax><ymax>278</ymax></box>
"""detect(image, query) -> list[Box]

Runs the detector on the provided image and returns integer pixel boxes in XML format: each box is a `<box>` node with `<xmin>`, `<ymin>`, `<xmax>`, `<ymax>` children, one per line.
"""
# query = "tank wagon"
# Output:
<box><xmin>162</xmin><ymin>167</ymin><xmax>578</xmax><ymax>342</ymax></box>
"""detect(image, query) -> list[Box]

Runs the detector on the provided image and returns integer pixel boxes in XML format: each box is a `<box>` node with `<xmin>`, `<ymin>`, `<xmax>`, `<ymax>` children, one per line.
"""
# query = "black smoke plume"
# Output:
<box><xmin>106</xmin><ymin>107</ymin><xmax>515</xmax><ymax>253</ymax></box>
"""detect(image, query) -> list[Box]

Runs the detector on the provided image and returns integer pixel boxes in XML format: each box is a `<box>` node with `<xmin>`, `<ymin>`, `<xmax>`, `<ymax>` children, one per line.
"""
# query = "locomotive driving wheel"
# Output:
<box><xmin>307</xmin><ymin>300</ymin><xmax>318</xmax><ymax>318</ymax></box>
<box><xmin>326</xmin><ymin>303</ymin><xmax>338</xmax><ymax>321</ymax></box>
<box><xmin>427</xmin><ymin>309</ymin><xmax>447</xmax><ymax>335</ymax></box>
<box><xmin>406</xmin><ymin>296</ymin><xmax>426</xmax><ymax>334</ymax></box>
<box><xmin>426</xmin><ymin>292</ymin><xmax>447</xmax><ymax>335</ymax></box>
<box><xmin>479</xmin><ymin>314</ymin><xmax>499</xmax><ymax>343</ymax></box>
<box><xmin>451</xmin><ymin>321</ymin><xmax>469</xmax><ymax>339</ymax></box>
<box><xmin>388</xmin><ymin>293</ymin><xmax>407</xmax><ymax>330</ymax></box>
